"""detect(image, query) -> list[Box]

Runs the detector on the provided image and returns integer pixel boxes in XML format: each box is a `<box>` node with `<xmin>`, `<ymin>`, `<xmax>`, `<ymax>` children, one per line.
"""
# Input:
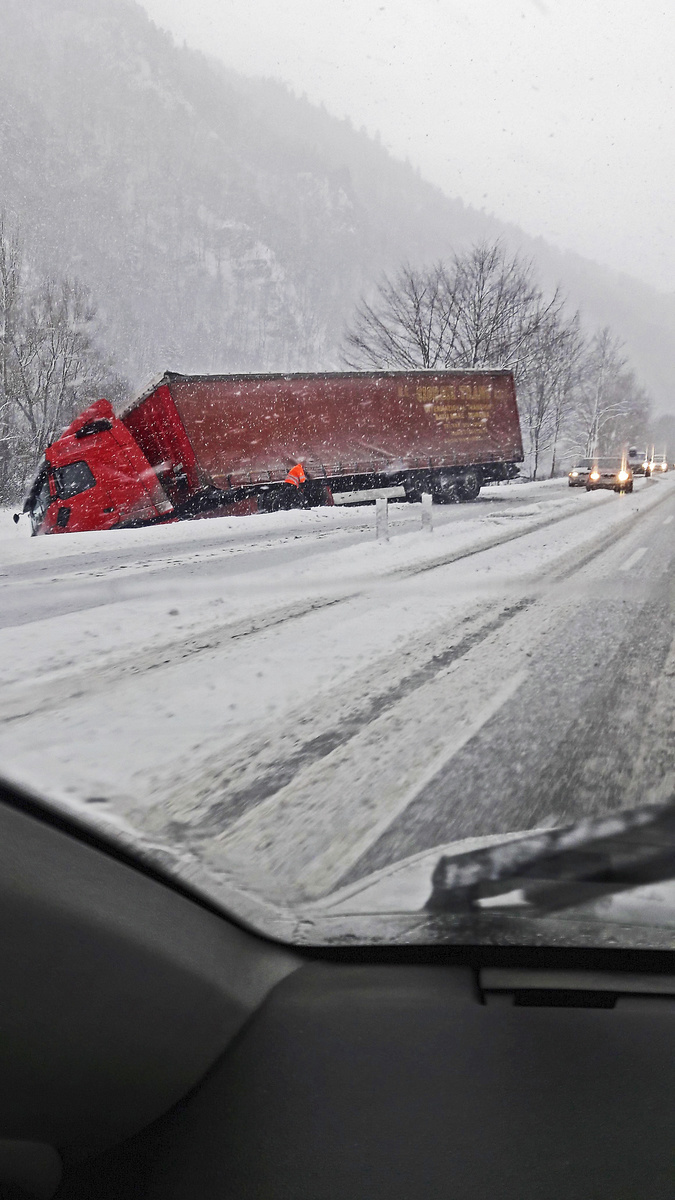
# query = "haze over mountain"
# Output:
<box><xmin>2</xmin><ymin>0</ymin><xmax>674</xmax><ymax>412</ymax></box>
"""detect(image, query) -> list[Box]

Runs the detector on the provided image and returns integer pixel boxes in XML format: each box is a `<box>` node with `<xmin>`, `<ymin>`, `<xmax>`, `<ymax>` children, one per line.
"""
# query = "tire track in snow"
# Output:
<box><xmin>206</xmin><ymin>671</ymin><xmax>529</xmax><ymax>905</ymax></box>
<box><xmin>0</xmin><ymin>593</ymin><xmax>353</xmax><ymax>723</ymax></box>
<box><xmin>157</xmin><ymin>597</ymin><xmax>534</xmax><ymax>842</ymax></box>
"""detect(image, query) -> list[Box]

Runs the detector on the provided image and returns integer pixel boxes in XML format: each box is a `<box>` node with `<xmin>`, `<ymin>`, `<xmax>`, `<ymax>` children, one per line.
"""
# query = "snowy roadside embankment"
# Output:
<box><xmin>0</xmin><ymin>508</ymin><xmax>29</xmax><ymax>542</ymax></box>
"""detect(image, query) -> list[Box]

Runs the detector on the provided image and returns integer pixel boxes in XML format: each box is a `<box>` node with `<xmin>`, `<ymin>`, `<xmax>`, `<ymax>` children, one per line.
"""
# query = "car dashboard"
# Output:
<box><xmin>0</xmin><ymin>778</ymin><xmax>674</xmax><ymax>1200</ymax></box>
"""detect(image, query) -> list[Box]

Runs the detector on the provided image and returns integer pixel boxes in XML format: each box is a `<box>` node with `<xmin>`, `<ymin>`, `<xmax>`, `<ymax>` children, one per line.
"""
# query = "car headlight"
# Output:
<box><xmin>642</xmin><ymin>462</ymin><xmax>649</xmax><ymax>469</ymax></box>
<box><xmin>570</xmin><ymin>471</ymin><xmax>578</xmax><ymax>478</ymax></box>
<box><xmin>662</xmin><ymin>463</ymin><xmax>668</xmax><ymax>471</ymax></box>
<box><xmin>590</xmin><ymin>471</ymin><xmax>600</xmax><ymax>481</ymax></box>
<box><xmin>618</xmin><ymin>470</ymin><xmax>629</xmax><ymax>482</ymax></box>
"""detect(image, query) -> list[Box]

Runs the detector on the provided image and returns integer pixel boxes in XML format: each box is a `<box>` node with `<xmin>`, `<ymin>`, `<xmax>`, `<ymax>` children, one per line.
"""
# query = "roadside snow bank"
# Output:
<box><xmin>0</xmin><ymin>508</ymin><xmax>30</xmax><ymax>541</ymax></box>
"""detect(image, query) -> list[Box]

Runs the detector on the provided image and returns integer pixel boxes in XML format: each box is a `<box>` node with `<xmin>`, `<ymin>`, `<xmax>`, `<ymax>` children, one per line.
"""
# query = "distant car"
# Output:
<box><xmin>586</xmin><ymin>458</ymin><xmax>633</xmax><ymax>493</ymax></box>
<box><xmin>649</xmin><ymin>455</ymin><xmax>669</xmax><ymax>475</ymax></box>
<box><xmin>568</xmin><ymin>458</ymin><xmax>592</xmax><ymax>486</ymax></box>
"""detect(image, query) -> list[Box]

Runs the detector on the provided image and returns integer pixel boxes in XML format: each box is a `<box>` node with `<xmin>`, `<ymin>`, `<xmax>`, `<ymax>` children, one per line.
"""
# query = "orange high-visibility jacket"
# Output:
<box><xmin>285</xmin><ymin>463</ymin><xmax>306</xmax><ymax>487</ymax></box>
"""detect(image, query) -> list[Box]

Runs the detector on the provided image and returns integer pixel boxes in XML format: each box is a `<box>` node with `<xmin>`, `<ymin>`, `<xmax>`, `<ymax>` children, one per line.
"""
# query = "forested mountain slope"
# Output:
<box><xmin>2</xmin><ymin>0</ymin><xmax>673</xmax><ymax>410</ymax></box>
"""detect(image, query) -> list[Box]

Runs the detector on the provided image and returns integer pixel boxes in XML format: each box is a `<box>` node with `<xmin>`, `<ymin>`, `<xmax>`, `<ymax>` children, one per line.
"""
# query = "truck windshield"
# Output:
<box><xmin>53</xmin><ymin>461</ymin><xmax>96</xmax><ymax>500</ymax></box>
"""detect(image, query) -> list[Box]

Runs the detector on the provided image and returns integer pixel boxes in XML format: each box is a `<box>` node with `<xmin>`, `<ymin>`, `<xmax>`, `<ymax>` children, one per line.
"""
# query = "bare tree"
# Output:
<box><xmin>343</xmin><ymin>241</ymin><xmax>564</xmax><ymax>381</ymax></box>
<box><xmin>10</xmin><ymin>279</ymin><xmax>122</xmax><ymax>467</ymax></box>
<box><xmin>518</xmin><ymin>311</ymin><xmax>584</xmax><ymax>479</ymax></box>
<box><xmin>343</xmin><ymin>242</ymin><xmax>652</xmax><ymax>479</ymax></box>
<box><xmin>0</xmin><ymin>215</ymin><xmax>129</xmax><ymax>500</ymax></box>
<box><xmin>575</xmin><ymin>328</ymin><xmax>650</xmax><ymax>457</ymax></box>
<box><xmin>343</xmin><ymin>263</ymin><xmax>458</xmax><ymax>369</ymax></box>
<box><xmin>0</xmin><ymin>215</ymin><xmax>23</xmax><ymax>502</ymax></box>
<box><xmin>547</xmin><ymin>318</ymin><xmax>585</xmax><ymax>477</ymax></box>
<box><xmin>446</xmin><ymin>242</ymin><xmax>564</xmax><ymax>381</ymax></box>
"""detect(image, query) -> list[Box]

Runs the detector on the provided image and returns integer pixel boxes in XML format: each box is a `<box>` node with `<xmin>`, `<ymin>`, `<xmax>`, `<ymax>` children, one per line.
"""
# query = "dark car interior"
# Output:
<box><xmin>1</xmin><ymin>776</ymin><xmax>674</xmax><ymax>1200</ymax></box>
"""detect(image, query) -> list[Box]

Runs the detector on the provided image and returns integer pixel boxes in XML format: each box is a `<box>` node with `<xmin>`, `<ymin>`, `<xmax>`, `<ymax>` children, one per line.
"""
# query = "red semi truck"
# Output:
<box><xmin>23</xmin><ymin>370</ymin><xmax>523</xmax><ymax>535</ymax></box>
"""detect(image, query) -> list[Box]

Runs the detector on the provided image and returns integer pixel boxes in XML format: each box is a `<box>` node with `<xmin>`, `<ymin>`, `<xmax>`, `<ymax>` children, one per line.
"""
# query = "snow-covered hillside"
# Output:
<box><xmin>1</xmin><ymin>0</ymin><xmax>674</xmax><ymax>407</ymax></box>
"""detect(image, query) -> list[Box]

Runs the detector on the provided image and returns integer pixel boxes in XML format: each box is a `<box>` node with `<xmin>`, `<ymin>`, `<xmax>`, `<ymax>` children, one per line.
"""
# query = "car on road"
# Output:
<box><xmin>649</xmin><ymin>454</ymin><xmax>669</xmax><ymax>475</ymax></box>
<box><xmin>568</xmin><ymin>458</ymin><xmax>593</xmax><ymax>486</ymax></box>
<box><xmin>586</xmin><ymin>458</ymin><xmax>633</xmax><ymax>493</ymax></box>
<box><xmin>627</xmin><ymin>446</ymin><xmax>647</xmax><ymax>475</ymax></box>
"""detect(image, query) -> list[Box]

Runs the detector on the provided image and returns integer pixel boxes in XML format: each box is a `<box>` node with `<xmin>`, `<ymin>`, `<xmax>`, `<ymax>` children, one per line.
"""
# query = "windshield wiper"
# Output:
<box><xmin>426</xmin><ymin>799</ymin><xmax>675</xmax><ymax>915</ymax></box>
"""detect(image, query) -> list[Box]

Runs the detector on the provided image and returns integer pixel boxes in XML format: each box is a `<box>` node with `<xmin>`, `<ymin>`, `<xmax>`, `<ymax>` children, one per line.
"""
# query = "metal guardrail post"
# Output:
<box><xmin>375</xmin><ymin>496</ymin><xmax>389</xmax><ymax>540</ymax></box>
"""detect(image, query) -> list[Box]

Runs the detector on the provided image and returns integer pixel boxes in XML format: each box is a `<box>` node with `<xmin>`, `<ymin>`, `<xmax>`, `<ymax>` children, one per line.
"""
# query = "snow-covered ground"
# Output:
<box><xmin>0</xmin><ymin>508</ymin><xmax>28</xmax><ymax>542</ymax></box>
<box><xmin>2</xmin><ymin>473</ymin><xmax>674</xmax><ymax>930</ymax></box>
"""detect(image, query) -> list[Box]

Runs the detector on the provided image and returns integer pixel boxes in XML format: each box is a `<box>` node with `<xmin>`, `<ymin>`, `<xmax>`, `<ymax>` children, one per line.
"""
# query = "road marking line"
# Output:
<box><xmin>664</xmin><ymin>516</ymin><xmax>674</xmax><ymax>525</ymax></box>
<box><xmin>297</xmin><ymin>669</ymin><xmax>530</xmax><ymax>897</ymax></box>
<box><xmin>379</xmin><ymin>670</ymin><xmax>529</xmax><ymax>811</ymax></box>
<box><xmin>620</xmin><ymin>547</ymin><xmax>648</xmax><ymax>572</ymax></box>
<box><xmin>212</xmin><ymin>667</ymin><xmax>528</xmax><ymax>902</ymax></box>
<box><xmin>212</xmin><ymin>669</ymin><xmax>529</xmax><ymax>904</ymax></box>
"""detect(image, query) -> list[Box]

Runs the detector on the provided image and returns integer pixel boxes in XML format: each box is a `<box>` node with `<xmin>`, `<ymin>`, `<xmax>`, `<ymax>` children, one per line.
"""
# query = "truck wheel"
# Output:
<box><xmin>302</xmin><ymin>480</ymin><xmax>333</xmax><ymax>507</ymax></box>
<box><xmin>457</xmin><ymin>469</ymin><xmax>481</xmax><ymax>501</ymax></box>
<box><xmin>257</xmin><ymin>486</ymin><xmax>305</xmax><ymax>512</ymax></box>
<box><xmin>257</xmin><ymin>490</ymin><xmax>278</xmax><ymax>513</ymax></box>
<box><xmin>431</xmin><ymin>473</ymin><xmax>459</xmax><ymax>503</ymax></box>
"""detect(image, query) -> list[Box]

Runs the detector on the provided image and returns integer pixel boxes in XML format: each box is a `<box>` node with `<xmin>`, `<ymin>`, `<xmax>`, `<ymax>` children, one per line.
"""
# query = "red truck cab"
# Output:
<box><xmin>25</xmin><ymin>400</ymin><xmax>172</xmax><ymax>535</ymax></box>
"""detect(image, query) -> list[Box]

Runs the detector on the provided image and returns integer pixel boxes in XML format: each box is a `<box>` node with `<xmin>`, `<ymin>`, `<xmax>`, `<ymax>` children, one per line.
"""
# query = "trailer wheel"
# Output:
<box><xmin>260</xmin><ymin>483</ymin><xmax>314</xmax><ymax>512</ymax></box>
<box><xmin>302</xmin><ymin>480</ymin><xmax>333</xmax><ymax>507</ymax></box>
<box><xmin>256</xmin><ymin>490</ymin><xmax>278</xmax><ymax>513</ymax></box>
<box><xmin>457</xmin><ymin>469</ymin><xmax>481</xmax><ymax>501</ymax></box>
<box><xmin>430</xmin><ymin>471</ymin><xmax>459</xmax><ymax>504</ymax></box>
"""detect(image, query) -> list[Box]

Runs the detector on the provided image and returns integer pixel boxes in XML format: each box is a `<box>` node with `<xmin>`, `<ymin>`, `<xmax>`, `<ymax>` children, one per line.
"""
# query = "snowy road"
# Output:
<box><xmin>2</xmin><ymin>473</ymin><xmax>675</xmax><ymax>912</ymax></box>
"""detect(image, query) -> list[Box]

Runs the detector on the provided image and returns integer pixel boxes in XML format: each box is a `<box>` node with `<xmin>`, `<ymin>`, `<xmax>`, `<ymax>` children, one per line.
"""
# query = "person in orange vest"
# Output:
<box><xmin>280</xmin><ymin>462</ymin><xmax>309</xmax><ymax>508</ymax></box>
<box><xmin>285</xmin><ymin>463</ymin><xmax>306</xmax><ymax>488</ymax></box>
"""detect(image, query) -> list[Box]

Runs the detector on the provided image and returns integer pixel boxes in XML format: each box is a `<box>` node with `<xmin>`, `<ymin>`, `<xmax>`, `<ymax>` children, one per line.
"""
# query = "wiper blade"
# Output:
<box><xmin>426</xmin><ymin>800</ymin><xmax>675</xmax><ymax>915</ymax></box>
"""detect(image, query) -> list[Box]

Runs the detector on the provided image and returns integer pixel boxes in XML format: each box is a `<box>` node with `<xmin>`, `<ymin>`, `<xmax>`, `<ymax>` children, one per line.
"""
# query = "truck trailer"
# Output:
<box><xmin>23</xmin><ymin>370</ymin><xmax>524</xmax><ymax>535</ymax></box>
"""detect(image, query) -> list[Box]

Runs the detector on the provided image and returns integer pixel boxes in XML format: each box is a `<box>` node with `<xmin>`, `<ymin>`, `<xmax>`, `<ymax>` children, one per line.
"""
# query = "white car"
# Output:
<box><xmin>568</xmin><ymin>459</ymin><xmax>592</xmax><ymax>487</ymax></box>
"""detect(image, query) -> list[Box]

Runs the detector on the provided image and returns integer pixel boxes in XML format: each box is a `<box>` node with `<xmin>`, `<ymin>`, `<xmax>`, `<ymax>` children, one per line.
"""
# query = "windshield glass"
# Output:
<box><xmin>54</xmin><ymin>461</ymin><xmax>97</xmax><ymax>500</ymax></box>
<box><xmin>2</xmin><ymin>0</ymin><xmax>675</xmax><ymax>950</ymax></box>
<box><xmin>26</xmin><ymin>467</ymin><xmax>52</xmax><ymax>531</ymax></box>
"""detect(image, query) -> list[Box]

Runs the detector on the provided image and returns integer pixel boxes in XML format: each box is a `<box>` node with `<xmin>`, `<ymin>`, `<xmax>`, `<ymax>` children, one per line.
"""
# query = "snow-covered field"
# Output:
<box><xmin>2</xmin><ymin>474</ymin><xmax>674</xmax><ymax>927</ymax></box>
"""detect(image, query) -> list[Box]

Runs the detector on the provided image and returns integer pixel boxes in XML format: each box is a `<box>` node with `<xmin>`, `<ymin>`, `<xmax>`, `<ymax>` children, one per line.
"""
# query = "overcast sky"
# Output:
<box><xmin>138</xmin><ymin>0</ymin><xmax>675</xmax><ymax>294</ymax></box>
